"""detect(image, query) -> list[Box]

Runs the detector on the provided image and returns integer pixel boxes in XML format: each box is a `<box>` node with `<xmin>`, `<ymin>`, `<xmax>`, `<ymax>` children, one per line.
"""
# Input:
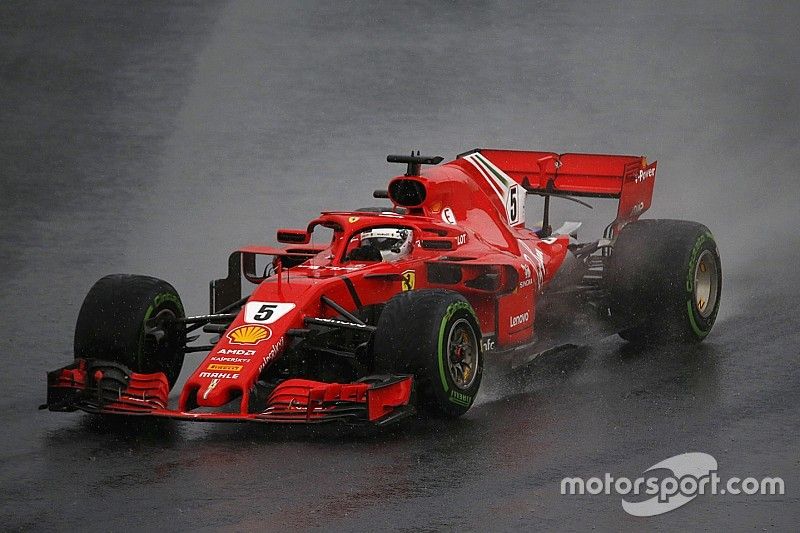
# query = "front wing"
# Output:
<box><xmin>43</xmin><ymin>359</ymin><xmax>414</xmax><ymax>426</ymax></box>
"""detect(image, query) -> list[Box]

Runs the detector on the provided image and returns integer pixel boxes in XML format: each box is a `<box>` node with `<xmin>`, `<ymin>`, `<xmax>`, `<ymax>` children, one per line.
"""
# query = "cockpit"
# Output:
<box><xmin>345</xmin><ymin>227</ymin><xmax>414</xmax><ymax>262</ymax></box>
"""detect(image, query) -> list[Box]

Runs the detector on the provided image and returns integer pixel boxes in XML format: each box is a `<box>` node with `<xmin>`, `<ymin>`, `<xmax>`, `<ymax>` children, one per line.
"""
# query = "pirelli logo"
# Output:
<box><xmin>207</xmin><ymin>363</ymin><xmax>243</xmax><ymax>372</ymax></box>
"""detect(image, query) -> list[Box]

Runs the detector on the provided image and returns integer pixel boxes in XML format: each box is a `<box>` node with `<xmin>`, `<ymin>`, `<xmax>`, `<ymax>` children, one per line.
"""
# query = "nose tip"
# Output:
<box><xmin>197</xmin><ymin>379</ymin><xmax>235</xmax><ymax>407</ymax></box>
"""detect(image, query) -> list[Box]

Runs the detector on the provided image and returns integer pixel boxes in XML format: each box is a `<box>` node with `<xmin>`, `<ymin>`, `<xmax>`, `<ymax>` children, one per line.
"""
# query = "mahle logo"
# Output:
<box><xmin>561</xmin><ymin>452</ymin><xmax>785</xmax><ymax>517</ymax></box>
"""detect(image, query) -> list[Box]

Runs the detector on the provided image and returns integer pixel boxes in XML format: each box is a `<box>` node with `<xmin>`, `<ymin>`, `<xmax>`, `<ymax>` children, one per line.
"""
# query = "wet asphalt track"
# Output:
<box><xmin>1</xmin><ymin>1</ymin><xmax>799</xmax><ymax>530</ymax></box>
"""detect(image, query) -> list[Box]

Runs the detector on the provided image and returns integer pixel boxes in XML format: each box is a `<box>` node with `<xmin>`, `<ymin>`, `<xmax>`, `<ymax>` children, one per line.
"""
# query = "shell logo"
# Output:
<box><xmin>226</xmin><ymin>324</ymin><xmax>272</xmax><ymax>345</ymax></box>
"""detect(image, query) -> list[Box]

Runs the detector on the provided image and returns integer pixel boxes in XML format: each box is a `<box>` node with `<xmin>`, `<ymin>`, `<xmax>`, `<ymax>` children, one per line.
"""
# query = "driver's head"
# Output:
<box><xmin>360</xmin><ymin>228</ymin><xmax>413</xmax><ymax>262</ymax></box>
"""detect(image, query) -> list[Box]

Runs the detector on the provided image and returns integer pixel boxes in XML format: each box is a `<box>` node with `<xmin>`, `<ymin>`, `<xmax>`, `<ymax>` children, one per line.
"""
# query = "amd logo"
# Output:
<box><xmin>217</xmin><ymin>348</ymin><xmax>256</xmax><ymax>356</ymax></box>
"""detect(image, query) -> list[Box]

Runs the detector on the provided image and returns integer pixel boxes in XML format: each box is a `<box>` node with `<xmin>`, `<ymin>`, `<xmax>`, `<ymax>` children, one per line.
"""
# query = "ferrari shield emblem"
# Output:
<box><xmin>401</xmin><ymin>270</ymin><xmax>415</xmax><ymax>291</ymax></box>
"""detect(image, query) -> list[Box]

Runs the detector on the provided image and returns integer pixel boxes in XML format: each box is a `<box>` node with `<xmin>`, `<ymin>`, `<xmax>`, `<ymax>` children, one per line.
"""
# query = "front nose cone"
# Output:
<box><xmin>196</xmin><ymin>378</ymin><xmax>237</xmax><ymax>407</ymax></box>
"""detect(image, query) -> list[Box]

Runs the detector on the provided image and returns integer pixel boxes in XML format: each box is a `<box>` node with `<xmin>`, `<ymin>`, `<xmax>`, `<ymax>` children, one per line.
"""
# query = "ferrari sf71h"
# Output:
<box><xmin>44</xmin><ymin>149</ymin><xmax>722</xmax><ymax>425</ymax></box>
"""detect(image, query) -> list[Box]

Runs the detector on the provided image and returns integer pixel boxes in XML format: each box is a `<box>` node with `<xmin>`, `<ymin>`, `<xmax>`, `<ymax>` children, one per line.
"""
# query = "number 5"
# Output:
<box><xmin>254</xmin><ymin>304</ymin><xmax>277</xmax><ymax>321</ymax></box>
<box><xmin>508</xmin><ymin>187</ymin><xmax>518</xmax><ymax>223</ymax></box>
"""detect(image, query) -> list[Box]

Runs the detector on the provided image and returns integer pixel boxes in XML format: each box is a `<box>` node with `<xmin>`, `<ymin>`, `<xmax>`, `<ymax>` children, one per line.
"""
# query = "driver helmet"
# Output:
<box><xmin>360</xmin><ymin>228</ymin><xmax>413</xmax><ymax>261</ymax></box>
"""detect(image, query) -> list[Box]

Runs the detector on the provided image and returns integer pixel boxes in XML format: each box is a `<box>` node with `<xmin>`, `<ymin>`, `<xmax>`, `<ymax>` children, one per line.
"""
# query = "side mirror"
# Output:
<box><xmin>276</xmin><ymin>229</ymin><xmax>310</xmax><ymax>244</ymax></box>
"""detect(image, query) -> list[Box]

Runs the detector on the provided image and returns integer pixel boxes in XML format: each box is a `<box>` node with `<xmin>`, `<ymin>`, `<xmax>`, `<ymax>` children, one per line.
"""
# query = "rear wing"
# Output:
<box><xmin>458</xmin><ymin>149</ymin><xmax>656</xmax><ymax>232</ymax></box>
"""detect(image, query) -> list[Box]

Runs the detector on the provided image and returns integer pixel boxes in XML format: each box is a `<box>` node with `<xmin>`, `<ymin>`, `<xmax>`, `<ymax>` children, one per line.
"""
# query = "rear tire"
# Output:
<box><xmin>372</xmin><ymin>290</ymin><xmax>483</xmax><ymax>417</ymax></box>
<box><xmin>607</xmin><ymin>219</ymin><xmax>722</xmax><ymax>343</ymax></box>
<box><xmin>74</xmin><ymin>274</ymin><xmax>186</xmax><ymax>389</ymax></box>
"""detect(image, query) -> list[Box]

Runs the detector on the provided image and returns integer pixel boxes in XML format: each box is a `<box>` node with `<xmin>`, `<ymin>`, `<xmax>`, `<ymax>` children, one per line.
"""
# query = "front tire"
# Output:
<box><xmin>372</xmin><ymin>290</ymin><xmax>483</xmax><ymax>417</ymax></box>
<box><xmin>74</xmin><ymin>274</ymin><xmax>186</xmax><ymax>389</ymax></box>
<box><xmin>607</xmin><ymin>219</ymin><xmax>722</xmax><ymax>343</ymax></box>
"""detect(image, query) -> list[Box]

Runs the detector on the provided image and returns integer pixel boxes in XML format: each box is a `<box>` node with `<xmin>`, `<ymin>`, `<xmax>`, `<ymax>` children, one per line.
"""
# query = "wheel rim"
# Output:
<box><xmin>694</xmin><ymin>249</ymin><xmax>719</xmax><ymax>318</ymax></box>
<box><xmin>446</xmin><ymin>318</ymin><xmax>479</xmax><ymax>390</ymax></box>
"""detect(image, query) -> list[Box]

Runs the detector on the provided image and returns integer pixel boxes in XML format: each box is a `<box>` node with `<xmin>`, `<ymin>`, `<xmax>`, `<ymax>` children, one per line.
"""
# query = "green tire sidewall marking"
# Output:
<box><xmin>687</xmin><ymin>299</ymin><xmax>709</xmax><ymax>338</ymax></box>
<box><xmin>685</xmin><ymin>231</ymin><xmax>713</xmax><ymax>293</ymax></box>
<box><xmin>450</xmin><ymin>398</ymin><xmax>470</xmax><ymax>407</ymax></box>
<box><xmin>154</xmin><ymin>291</ymin><xmax>184</xmax><ymax>314</ymax></box>
<box><xmin>436</xmin><ymin>300</ymin><xmax>477</xmax><ymax>401</ymax></box>
<box><xmin>138</xmin><ymin>291</ymin><xmax>183</xmax><ymax>370</ymax></box>
<box><xmin>449</xmin><ymin>390</ymin><xmax>471</xmax><ymax>407</ymax></box>
<box><xmin>684</xmin><ymin>231</ymin><xmax>715</xmax><ymax>337</ymax></box>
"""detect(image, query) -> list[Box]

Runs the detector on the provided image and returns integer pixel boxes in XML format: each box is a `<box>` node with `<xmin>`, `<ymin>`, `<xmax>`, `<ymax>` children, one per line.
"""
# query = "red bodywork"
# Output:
<box><xmin>46</xmin><ymin>149</ymin><xmax>656</xmax><ymax>425</ymax></box>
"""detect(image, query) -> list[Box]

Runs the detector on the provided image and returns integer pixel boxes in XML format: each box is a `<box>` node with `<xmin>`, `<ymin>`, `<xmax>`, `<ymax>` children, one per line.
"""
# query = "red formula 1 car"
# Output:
<box><xmin>44</xmin><ymin>149</ymin><xmax>722</xmax><ymax>426</ymax></box>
